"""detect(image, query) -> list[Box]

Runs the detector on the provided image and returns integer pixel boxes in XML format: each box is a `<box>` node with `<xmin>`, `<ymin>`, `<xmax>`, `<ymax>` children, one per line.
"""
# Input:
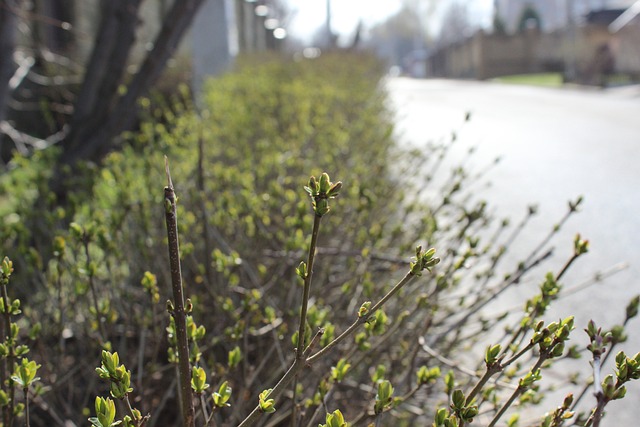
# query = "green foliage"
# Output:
<box><xmin>191</xmin><ymin>366</ymin><xmax>210</xmax><ymax>394</ymax></box>
<box><xmin>319</xmin><ymin>409</ymin><xmax>348</xmax><ymax>427</ymax></box>
<box><xmin>374</xmin><ymin>379</ymin><xmax>394</xmax><ymax>414</ymax></box>
<box><xmin>305</xmin><ymin>173</ymin><xmax>342</xmax><ymax>217</ymax></box>
<box><xmin>227</xmin><ymin>346</ymin><xmax>242</xmax><ymax>369</ymax></box>
<box><xmin>0</xmin><ymin>51</ymin><xmax>639</xmax><ymax>426</ymax></box>
<box><xmin>96</xmin><ymin>350</ymin><xmax>133</xmax><ymax>400</ymax></box>
<box><xmin>212</xmin><ymin>381</ymin><xmax>232</xmax><ymax>409</ymax></box>
<box><xmin>11</xmin><ymin>358</ymin><xmax>40</xmax><ymax>389</ymax></box>
<box><xmin>417</xmin><ymin>365</ymin><xmax>441</xmax><ymax>386</ymax></box>
<box><xmin>258</xmin><ymin>389</ymin><xmax>276</xmax><ymax>413</ymax></box>
<box><xmin>89</xmin><ymin>396</ymin><xmax>119</xmax><ymax>427</ymax></box>
<box><xmin>330</xmin><ymin>359</ymin><xmax>351</xmax><ymax>382</ymax></box>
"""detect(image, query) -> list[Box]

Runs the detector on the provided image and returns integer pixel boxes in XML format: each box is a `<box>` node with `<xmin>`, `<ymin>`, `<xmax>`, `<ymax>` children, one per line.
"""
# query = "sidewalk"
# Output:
<box><xmin>604</xmin><ymin>83</ymin><xmax>640</xmax><ymax>98</ymax></box>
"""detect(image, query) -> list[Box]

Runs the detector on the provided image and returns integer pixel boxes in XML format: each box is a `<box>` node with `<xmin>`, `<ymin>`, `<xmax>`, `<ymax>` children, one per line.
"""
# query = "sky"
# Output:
<box><xmin>285</xmin><ymin>0</ymin><xmax>495</xmax><ymax>42</ymax></box>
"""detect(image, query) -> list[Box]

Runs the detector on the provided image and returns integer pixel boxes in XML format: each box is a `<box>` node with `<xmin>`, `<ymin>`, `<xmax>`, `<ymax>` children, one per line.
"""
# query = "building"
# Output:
<box><xmin>495</xmin><ymin>0</ymin><xmax>567</xmax><ymax>32</ymax></box>
<box><xmin>428</xmin><ymin>0</ymin><xmax>640</xmax><ymax>82</ymax></box>
<box><xmin>495</xmin><ymin>0</ymin><xmax>637</xmax><ymax>33</ymax></box>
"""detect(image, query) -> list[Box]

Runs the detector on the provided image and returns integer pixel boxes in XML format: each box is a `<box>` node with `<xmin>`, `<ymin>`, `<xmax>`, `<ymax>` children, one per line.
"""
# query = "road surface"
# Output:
<box><xmin>387</xmin><ymin>77</ymin><xmax>640</xmax><ymax>424</ymax></box>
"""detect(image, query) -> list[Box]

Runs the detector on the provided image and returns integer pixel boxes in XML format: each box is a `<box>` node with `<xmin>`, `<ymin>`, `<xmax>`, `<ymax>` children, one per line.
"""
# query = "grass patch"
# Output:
<box><xmin>494</xmin><ymin>72</ymin><xmax>564</xmax><ymax>87</ymax></box>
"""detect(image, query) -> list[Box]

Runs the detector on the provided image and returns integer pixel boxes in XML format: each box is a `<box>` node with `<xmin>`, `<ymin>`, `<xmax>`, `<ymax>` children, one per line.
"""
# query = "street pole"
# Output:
<box><xmin>326</xmin><ymin>0</ymin><xmax>334</xmax><ymax>47</ymax></box>
<box><xmin>565</xmin><ymin>0</ymin><xmax>577</xmax><ymax>82</ymax></box>
<box><xmin>192</xmin><ymin>0</ymin><xmax>237</xmax><ymax>100</ymax></box>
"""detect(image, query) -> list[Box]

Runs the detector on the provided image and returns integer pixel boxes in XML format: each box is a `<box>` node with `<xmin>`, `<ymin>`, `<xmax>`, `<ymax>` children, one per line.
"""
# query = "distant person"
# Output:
<box><xmin>593</xmin><ymin>43</ymin><xmax>615</xmax><ymax>87</ymax></box>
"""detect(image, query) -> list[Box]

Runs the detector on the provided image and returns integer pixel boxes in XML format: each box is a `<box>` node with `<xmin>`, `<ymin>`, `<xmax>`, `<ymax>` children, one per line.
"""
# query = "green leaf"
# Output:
<box><xmin>330</xmin><ymin>359</ymin><xmax>351</xmax><ymax>382</ymax></box>
<box><xmin>435</xmin><ymin>408</ymin><xmax>448</xmax><ymax>426</ymax></box>
<box><xmin>212</xmin><ymin>381</ymin><xmax>232</xmax><ymax>408</ymax></box>
<box><xmin>0</xmin><ymin>390</ymin><xmax>9</xmax><ymax>406</ymax></box>
<box><xmin>91</xmin><ymin>396</ymin><xmax>121</xmax><ymax>427</ymax></box>
<box><xmin>191</xmin><ymin>366</ymin><xmax>210</xmax><ymax>394</ymax></box>
<box><xmin>296</xmin><ymin>261</ymin><xmax>307</xmax><ymax>279</ymax></box>
<box><xmin>374</xmin><ymin>380</ymin><xmax>394</xmax><ymax>414</ymax></box>
<box><xmin>485</xmin><ymin>344</ymin><xmax>502</xmax><ymax>365</ymax></box>
<box><xmin>371</xmin><ymin>364</ymin><xmax>386</xmax><ymax>383</ymax></box>
<box><xmin>228</xmin><ymin>346</ymin><xmax>242</xmax><ymax>369</ymax></box>
<box><xmin>259</xmin><ymin>389</ymin><xmax>276</xmax><ymax>413</ymax></box>
<box><xmin>451</xmin><ymin>389</ymin><xmax>465</xmax><ymax>410</ymax></box>
<box><xmin>357</xmin><ymin>301</ymin><xmax>371</xmax><ymax>318</ymax></box>
<box><xmin>444</xmin><ymin>370</ymin><xmax>455</xmax><ymax>394</ymax></box>
<box><xmin>321</xmin><ymin>409</ymin><xmax>347</xmax><ymax>427</ymax></box>
<box><xmin>319</xmin><ymin>173</ymin><xmax>331</xmax><ymax>194</ymax></box>
<box><xmin>11</xmin><ymin>358</ymin><xmax>41</xmax><ymax>389</ymax></box>
<box><xmin>1</xmin><ymin>257</ymin><xmax>13</xmax><ymax>279</ymax></box>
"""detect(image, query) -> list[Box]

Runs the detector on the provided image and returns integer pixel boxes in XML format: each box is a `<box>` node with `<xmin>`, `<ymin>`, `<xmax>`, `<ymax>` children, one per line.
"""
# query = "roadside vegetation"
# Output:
<box><xmin>0</xmin><ymin>52</ymin><xmax>638</xmax><ymax>426</ymax></box>
<box><xmin>492</xmin><ymin>73</ymin><xmax>564</xmax><ymax>88</ymax></box>
<box><xmin>493</xmin><ymin>72</ymin><xmax>637</xmax><ymax>89</ymax></box>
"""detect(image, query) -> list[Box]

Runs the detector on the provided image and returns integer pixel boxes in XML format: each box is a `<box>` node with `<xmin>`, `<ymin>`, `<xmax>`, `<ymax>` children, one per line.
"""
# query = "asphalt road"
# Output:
<box><xmin>387</xmin><ymin>77</ymin><xmax>640</xmax><ymax>423</ymax></box>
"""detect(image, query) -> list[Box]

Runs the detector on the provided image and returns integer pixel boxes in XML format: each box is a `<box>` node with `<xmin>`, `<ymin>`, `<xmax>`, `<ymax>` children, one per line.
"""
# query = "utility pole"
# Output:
<box><xmin>192</xmin><ymin>0</ymin><xmax>238</xmax><ymax>100</ymax></box>
<box><xmin>326</xmin><ymin>0</ymin><xmax>334</xmax><ymax>47</ymax></box>
<box><xmin>565</xmin><ymin>0</ymin><xmax>577</xmax><ymax>82</ymax></box>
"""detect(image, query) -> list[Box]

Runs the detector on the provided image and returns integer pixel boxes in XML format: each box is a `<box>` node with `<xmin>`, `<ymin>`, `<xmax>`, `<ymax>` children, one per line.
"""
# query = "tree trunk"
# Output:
<box><xmin>0</xmin><ymin>0</ymin><xmax>19</xmax><ymax>125</ymax></box>
<box><xmin>60</xmin><ymin>0</ymin><xmax>207</xmax><ymax>166</ymax></box>
<box><xmin>63</xmin><ymin>0</ymin><xmax>143</xmax><ymax>154</ymax></box>
<box><xmin>33</xmin><ymin>0</ymin><xmax>75</xmax><ymax>53</ymax></box>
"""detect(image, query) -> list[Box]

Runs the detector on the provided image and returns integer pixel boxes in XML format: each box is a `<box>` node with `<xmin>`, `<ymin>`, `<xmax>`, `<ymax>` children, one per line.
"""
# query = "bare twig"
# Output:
<box><xmin>163</xmin><ymin>157</ymin><xmax>195</xmax><ymax>427</ymax></box>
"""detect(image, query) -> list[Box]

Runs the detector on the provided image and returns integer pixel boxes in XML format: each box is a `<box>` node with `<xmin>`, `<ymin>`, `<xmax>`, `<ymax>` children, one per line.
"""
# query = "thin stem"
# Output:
<box><xmin>523</xmin><ymin>203</ymin><xmax>576</xmax><ymax>267</ymax></box>
<box><xmin>571</xmin><ymin>316</ymin><xmax>633</xmax><ymax>412</ymax></box>
<box><xmin>501</xmin><ymin>341</ymin><xmax>537</xmax><ymax>368</ymax></box>
<box><xmin>199</xmin><ymin>393</ymin><xmax>210</xmax><ymax>426</ymax></box>
<box><xmin>237</xmin><ymin>361</ymin><xmax>302</xmax><ymax>427</ymax></box>
<box><xmin>164</xmin><ymin>158</ymin><xmax>195</xmax><ymax>427</ymax></box>
<box><xmin>1</xmin><ymin>281</ymin><xmax>14</xmax><ymax>426</ymax></box>
<box><xmin>487</xmin><ymin>385</ymin><xmax>523</xmax><ymax>427</ymax></box>
<box><xmin>196</xmin><ymin>123</ymin><xmax>215</xmax><ymax>291</ymax></box>
<box><xmin>290</xmin><ymin>210</ymin><xmax>323</xmax><ymax>426</ymax></box>
<box><xmin>296</xmin><ymin>214</ymin><xmax>323</xmax><ymax>360</ymax></box>
<box><xmin>465</xmin><ymin>363</ymin><xmax>502</xmax><ymax>406</ymax></box>
<box><xmin>419</xmin><ymin>341</ymin><xmax>514</xmax><ymax>391</ymax></box>
<box><xmin>555</xmin><ymin>253</ymin><xmax>579</xmax><ymax>282</ymax></box>
<box><xmin>308</xmin><ymin>272</ymin><xmax>416</xmax><ymax>364</ymax></box>
<box><xmin>434</xmin><ymin>249</ymin><xmax>552</xmax><ymax>344</ymax></box>
<box><xmin>589</xmin><ymin>354</ymin><xmax>605</xmax><ymax>427</ymax></box>
<box><xmin>24</xmin><ymin>387</ymin><xmax>30</xmax><ymax>427</ymax></box>
<box><xmin>400</xmin><ymin>385</ymin><xmax>421</xmax><ymax>404</ymax></box>
<box><xmin>239</xmin><ymin>333</ymin><xmax>325</xmax><ymax>427</ymax></box>
<box><xmin>83</xmin><ymin>238</ymin><xmax>107</xmax><ymax>344</ymax></box>
<box><xmin>238</xmin><ymin>294</ymin><xmax>390</xmax><ymax>427</ymax></box>
<box><xmin>487</xmin><ymin>355</ymin><xmax>548</xmax><ymax>427</ymax></box>
<box><xmin>124</xmin><ymin>395</ymin><xmax>149</xmax><ymax>426</ymax></box>
<box><xmin>290</xmin><ymin>375</ymin><xmax>299</xmax><ymax>427</ymax></box>
<box><xmin>304</xmin><ymin>387</ymin><xmax>335</xmax><ymax>427</ymax></box>
<box><xmin>56</xmin><ymin>259</ymin><xmax>66</xmax><ymax>353</ymax></box>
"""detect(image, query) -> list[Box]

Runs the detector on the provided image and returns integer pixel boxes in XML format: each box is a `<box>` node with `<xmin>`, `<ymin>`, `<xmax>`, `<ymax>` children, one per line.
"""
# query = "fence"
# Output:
<box><xmin>427</xmin><ymin>24</ymin><xmax>640</xmax><ymax>82</ymax></box>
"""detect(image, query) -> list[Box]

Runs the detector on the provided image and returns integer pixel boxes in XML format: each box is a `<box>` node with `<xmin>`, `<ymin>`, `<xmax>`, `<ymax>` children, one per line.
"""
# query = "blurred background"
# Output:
<box><xmin>1</xmin><ymin>0</ymin><xmax>640</xmax><ymax>425</ymax></box>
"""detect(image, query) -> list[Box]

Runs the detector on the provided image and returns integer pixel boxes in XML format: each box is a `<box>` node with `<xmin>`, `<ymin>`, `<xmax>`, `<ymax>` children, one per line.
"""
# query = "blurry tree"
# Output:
<box><xmin>236</xmin><ymin>0</ymin><xmax>291</xmax><ymax>52</ymax></box>
<box><xmin>437</xmin><ymin>1</ymin><xmax>472</xmax><ymax>46</ymax></box>
<box><xmin>365</xmin><ymin>1</ymin><xmax>435</xmax><ymax>67</ymax></box>
<box><xmin>492</xmin><ymin>0</ymin><xmax>507</xmax><ymax>35</ymax></box>
<box><xmin>518</xmin><ymin>5</ymin><xmax>542</xmax><ymax>32</ymax></box>
<box><xmin>0</xmin><ymin>0</ymin><xmax>18</xmax><ymax>127</ymax></box>
<box><xmin>0</xmin><ymin>0</ymin><xmax>206</xmax><ymax>174</ymax></box>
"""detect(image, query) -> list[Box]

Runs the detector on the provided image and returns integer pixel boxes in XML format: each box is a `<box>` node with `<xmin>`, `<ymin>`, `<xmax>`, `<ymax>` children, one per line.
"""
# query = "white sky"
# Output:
<box><xmin>285</xmin><ymin>0</ymin><xmax>495</xmax><ymax>42</ymax></box>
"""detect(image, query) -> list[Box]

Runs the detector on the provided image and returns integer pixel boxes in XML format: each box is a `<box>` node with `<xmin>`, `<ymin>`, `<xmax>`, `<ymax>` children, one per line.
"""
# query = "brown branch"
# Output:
<box><xmin>163</xmin><ymin>158</ymin><xmax>195</xmax><ymax>427</ymax></box>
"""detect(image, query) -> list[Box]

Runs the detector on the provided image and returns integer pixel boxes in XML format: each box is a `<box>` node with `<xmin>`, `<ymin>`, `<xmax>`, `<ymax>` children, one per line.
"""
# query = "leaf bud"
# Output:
<box><xmin>319</xmin><ymin>173</ymin><xmax>331</xmax><ymax>194</ymax></box>
<box><xmin>358</xmin><ymin>301</ymin><xmax>371</xmax><ymax>318</ymax></box>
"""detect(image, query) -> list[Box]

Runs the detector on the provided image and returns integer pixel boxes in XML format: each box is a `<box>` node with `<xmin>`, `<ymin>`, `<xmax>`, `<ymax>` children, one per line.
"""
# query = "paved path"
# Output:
<box><xmin>387</xmin><ymin>77</ymin><xmax>640</xmax><ymax>423</ymax></box>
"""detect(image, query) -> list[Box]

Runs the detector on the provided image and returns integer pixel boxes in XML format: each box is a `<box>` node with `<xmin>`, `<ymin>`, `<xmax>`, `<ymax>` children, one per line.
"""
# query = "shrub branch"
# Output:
<box><xmin>163</xmin><ymin>157</ymin><xmax>195</xmax><ymax>427</ymax></box>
